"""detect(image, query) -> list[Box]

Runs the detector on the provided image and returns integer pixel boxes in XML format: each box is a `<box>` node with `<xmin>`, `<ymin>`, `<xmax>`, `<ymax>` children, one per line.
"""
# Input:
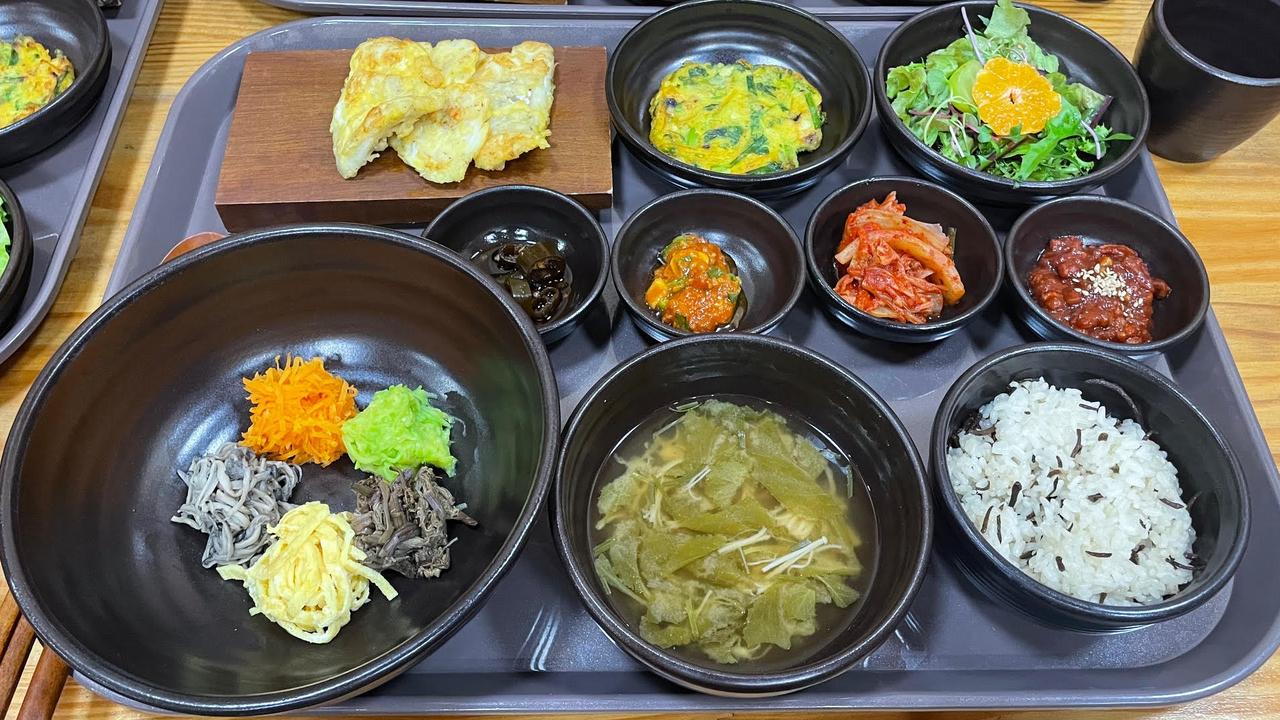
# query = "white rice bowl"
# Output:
<box><xmin>945</xmin><ymin>378</ymin><xmax>1196</xmax><ymax>606</ymax></box>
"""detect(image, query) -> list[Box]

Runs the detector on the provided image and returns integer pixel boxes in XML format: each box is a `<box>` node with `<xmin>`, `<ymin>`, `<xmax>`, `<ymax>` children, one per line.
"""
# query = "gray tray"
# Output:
<box><xmin>0</xmin><ymin>0</ymin><xmax>166</xmax><ymax>366</ymax></box>
<box><xmin>257</xmin><ymin>0</ymin><xmax>937</xmax><ymax>19</ymax></box>
<box><xmin>100</xmin><ymin>14</ymin><xmax>1280</xmax><ymax>713</ymax></box>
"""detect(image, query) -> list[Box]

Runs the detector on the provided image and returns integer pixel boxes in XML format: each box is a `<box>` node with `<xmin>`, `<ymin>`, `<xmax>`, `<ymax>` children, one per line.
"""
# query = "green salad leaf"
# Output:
<box><xmin>884</xmin><ymin>0</ymin><xmax>1129</xmax><ymax>183</ymax></box>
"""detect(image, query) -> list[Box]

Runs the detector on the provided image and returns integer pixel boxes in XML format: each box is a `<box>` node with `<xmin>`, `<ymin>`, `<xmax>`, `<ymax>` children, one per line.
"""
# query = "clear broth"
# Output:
<box><xmin>588</xmin><ymin>394</ymin><xmax>879</xmax><ymax>671</ymax></box>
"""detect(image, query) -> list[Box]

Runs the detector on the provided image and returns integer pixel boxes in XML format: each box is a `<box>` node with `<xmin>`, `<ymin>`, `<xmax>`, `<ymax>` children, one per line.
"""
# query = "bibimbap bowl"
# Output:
<box><xmin>0</xmin><ymin>224</ymin><xmax>559</xmax><ymax>714</ymax></box>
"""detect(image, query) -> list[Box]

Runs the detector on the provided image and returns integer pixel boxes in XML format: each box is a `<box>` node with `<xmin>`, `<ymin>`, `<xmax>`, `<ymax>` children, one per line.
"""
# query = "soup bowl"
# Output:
<box><xmin>552</xmin><ymin>333</ymin><xmax>931</xmax><ymax>695</ymax></box>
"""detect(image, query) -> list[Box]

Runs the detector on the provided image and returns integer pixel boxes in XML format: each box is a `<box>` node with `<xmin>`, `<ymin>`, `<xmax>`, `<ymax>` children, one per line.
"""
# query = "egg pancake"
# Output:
<box><xmin>329</xmin><ymin>37</ymin><xmax>447</xmax><ymax>179</ymax></box>
<box><xmin>0</xmin><ymin>36</ymin><xmax>75</xmax><ymax>130</ymax></box>
<box><xmin>648</xmin><ymin>60</ymin><xmax>824</xmax><ymax>175</ymax></box>
<box><xmin>389</xmin><ymin>40</ymin><xmax>494</xmax><ymax>184</ymax></box>
<box><xmin>331</xmin><ymin>38</ymin><xmax>556</xmax><ymax>182</ymax></box>
<box><xmin>391</xmin><ymin>86</ymin><xmax>491</xmax><ymax>183</ymax></box>
<box><xmin>471</xmin><ymin>41</ymin><xmax>556</xmax><ymax>172</ymax></box>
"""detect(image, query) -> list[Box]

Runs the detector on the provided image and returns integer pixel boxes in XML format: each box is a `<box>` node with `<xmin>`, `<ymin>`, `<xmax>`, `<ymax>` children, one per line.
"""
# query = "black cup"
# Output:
<box><xmin>1135</xmin><ymin>0</ymin><xmax>1280</xmax><ymax>162</ymax></box>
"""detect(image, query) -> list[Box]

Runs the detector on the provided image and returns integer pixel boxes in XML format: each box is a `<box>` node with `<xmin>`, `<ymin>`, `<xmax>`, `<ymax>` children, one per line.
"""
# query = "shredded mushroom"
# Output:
<box><xmin>171</xmin><ymin>443</ymin><xmax>301</xmax><ymax>568</ymax></box>
<box><xmin>350</xmin><ymin>466</ymin><xmax>477</xmax><ymax>579</ymax></box>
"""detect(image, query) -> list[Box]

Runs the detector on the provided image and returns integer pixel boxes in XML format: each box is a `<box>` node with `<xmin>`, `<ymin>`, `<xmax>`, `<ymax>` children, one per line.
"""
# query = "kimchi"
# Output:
<box><xmin>832</xmin><ymin>192</ymin><xmax>965</xmax><ymax>325</ymax></box>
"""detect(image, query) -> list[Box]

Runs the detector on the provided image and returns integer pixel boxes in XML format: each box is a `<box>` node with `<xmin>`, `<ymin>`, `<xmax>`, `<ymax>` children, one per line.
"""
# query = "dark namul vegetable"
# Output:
<box><xmin>474</xmin><ymin>239</ymin><xmax>574</xmax><ymax>323</ymax></box>
<box><xmin>350</xmin><ymin>465</ymin><xmax>477</xmax><ymax>579</ymax></box>
<box><xmin>591</xmin><ymin>399</ymin><xmax>867</xmax><ymax>665</ymax></box>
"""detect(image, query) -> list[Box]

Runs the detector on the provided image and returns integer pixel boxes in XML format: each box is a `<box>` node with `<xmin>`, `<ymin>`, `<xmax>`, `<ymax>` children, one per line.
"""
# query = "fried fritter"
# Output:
<box><xmin>390</xmin><ymin>40</ymin><xmax>492</xmax><ymax>183</ymax></box>
<box><xmin>472</xmin><ymin>41</ymin><xmax>557</xmax><ymax>172</ymax></box>
<box><xmin>330</xmin><ymin>37</ymin><xmax>447</xmax><ymax>179</ymax></box>
<box><xmin>331</xmin><ymin>38</ymin><xmax>556</xmax><ymax>182</ymax></box>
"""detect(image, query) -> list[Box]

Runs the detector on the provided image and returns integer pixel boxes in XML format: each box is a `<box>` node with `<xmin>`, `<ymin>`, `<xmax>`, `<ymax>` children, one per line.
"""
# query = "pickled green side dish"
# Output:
<box><xmin>591</xmin><ymin>400</ymin><xmax>865</xmax><ymax>665</ymax></box>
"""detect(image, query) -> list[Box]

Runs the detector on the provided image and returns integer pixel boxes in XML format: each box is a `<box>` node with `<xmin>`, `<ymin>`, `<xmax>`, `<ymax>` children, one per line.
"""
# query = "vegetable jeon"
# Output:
<box><xmin>649</xmin><ymin>61</ymin><xmax>824</xmax><ymax>175</ymax></box>
<box><xmin>884</xmin><ymin>0</ymin><xmax>1130</xmax><ymax>182</ymax></box>
<box><xmin>0</xmin><ymin>36</ymin><xmax>75</xmax><ymax>130</ymax></box>
<box><xmin>593</xmin><ymin>400</ymin><xmax>864</xmax><ymax>664</ymax></box>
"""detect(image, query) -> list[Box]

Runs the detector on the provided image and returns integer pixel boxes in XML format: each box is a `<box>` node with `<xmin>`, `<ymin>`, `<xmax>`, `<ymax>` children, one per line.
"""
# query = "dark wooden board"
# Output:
<box><xmin>215</xmin><ymin>46</ymin><xmax>612</xmax><ymax>231</ymax></box>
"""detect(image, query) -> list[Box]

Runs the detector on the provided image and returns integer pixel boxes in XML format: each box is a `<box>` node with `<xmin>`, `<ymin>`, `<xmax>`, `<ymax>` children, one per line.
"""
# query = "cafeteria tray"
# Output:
<box><xmin>256</xmin><ymin>0</ymin><xmax>935</xmax><ymax>19</ymax></box>
<box><xmin>0</xmin><ymin>0</ymin><xmax>166</xmax><ymax>367</ymax></box>
<box><xmin>99</xmin><ymin>14</ymin><xmax>1280</xmax><ymax>713</ymax></box>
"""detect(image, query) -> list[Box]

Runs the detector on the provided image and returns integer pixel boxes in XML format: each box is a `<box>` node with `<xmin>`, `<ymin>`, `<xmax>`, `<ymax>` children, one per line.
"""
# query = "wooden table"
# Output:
<box><xmin>1</xmin><ymin>0</ymin><xmax>1277</xmax><ymax>717</ymax></box>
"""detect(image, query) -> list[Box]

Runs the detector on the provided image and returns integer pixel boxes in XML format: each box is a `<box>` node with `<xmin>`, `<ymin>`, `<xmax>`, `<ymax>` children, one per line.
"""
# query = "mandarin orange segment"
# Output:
<box><xmin>971</xmin><ymin>56</ymin><xmax>1062</xmax><ymax>136</ymax></box>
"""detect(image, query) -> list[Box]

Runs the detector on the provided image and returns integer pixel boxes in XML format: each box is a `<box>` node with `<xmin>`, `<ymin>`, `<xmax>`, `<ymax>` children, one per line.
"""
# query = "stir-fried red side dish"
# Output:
<box><xmin>832</xmin><ymin>192</ymin><xmax>966</xmax><ymax>325</ymax></box>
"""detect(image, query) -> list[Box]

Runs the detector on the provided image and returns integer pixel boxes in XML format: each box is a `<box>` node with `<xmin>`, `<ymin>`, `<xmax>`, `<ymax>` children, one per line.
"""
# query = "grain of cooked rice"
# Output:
<box><xmin>946</xmin><ymin>379</ymin><xmax>1196</xmax><ymax>606</ymax></box>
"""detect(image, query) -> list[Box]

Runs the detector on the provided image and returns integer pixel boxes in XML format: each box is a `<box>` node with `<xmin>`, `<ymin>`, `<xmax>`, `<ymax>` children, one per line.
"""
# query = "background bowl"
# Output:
<box><xmin>0</xmin><ymin>224</ymin><xmax>559</xmax><ymax>714</ymax></box>
<box><xmin>804</xmin><ymin>176</ymin><xmax>1002</xmax><ymax>343</ymax></box>
<box><xmin>0</xmin><ymin>0</ymin><xmax>112</xmax><ymax>166</ymax></box>
<box><xmin>1005</xmin><ymin>195</ymin><xmax>1209</xmax><ymax>355</ymax></box>
<box><xmin>424</xmin><ymin>185</ymin><xmax>609</xmax><ymax>344</ymax></box>
<box><xmin>607</xmin><ymin>0</ymin><xmax>871</xmax><ymax>197</ymax></box>
<box><xmin>0</xmin><ymin>179</ymin><xmax>35</xmax><ymax>330</ymax></box>
<box><xmin>873</xmin><ymin>1</ymin><xmax>1150</xmax><ymax>206</ymax></box>
<box><xmin>612</xmin><ymin>189</ymin><xmax>804</xmax><ymax>341</ymax></box>
<box><xmin>930</xmin><ymin>343</ymin><xmax>1249</xmax><ymax>632</ymax></box>
<box><xmin>553</xmin><ymin>333</ymin><xmax>932</xmax><ymax>695</ymax></box>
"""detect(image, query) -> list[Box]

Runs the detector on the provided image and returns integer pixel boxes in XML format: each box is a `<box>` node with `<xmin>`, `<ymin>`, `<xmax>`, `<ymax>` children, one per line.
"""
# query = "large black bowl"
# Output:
<box><xmin>553</xmin><ymin>334</ymin><xmax>932</xmax><ymax>695</ymax></box>
<box><xmin>1005</xmin><ymin>195</ymin><xmax>1209</xmax><ymax>356</ymax></box>
<box><xmin>873</xmin><ymin>1</ymin><xmax>1150</xmax><ymax>206</ymax></box>
<box><xmin>0</xmin><ymin>179</ymin><xmax>35</xmax><ymax>330</ymax></box>
<box><xmin>0</xmin><ymin>224</ymin><xmax>559</xmax><ymax>715</ymax></box>
<box><xmin>612</xmin><ymin>189</ymin><xmax>804</xmax><ymax>341</ymax></box>
<box><xmin>423</xmin><ymin>185</ymin><xmax>610</xmax><ymax>344</ymax></box>
<box><xmin>930</xmin><ymin>343</ymin><xmax>1249</xmax><ymax>632</ymax></box>
<box><xmin>0</xmin><ymin>0</ymin><xmax>112</xmax><ymax>166</ymax></box>
<box><xmin>804</xmin><ymin>176</ymin><xmax>1002</xmax><ymax>343</ymax></box>
<box><xmin>607</xmin><ymin>0</ymin><xmax>871</xmax><ymax>197</ymax></box>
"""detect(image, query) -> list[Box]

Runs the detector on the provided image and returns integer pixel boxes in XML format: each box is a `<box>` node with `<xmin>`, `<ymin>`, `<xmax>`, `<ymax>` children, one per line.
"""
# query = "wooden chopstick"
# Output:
<box><xmin>0</xmin><ymin>612</ymin><xmax>36</xmax><ymax>717</ymax></box>
<box><xmin>0</xmin><ymin>591</ymin><xmax>71</xmax><ymax>720</ymax></box>
<box><xmin>18</xmin><ymin>645</ymin><xmax>70</xmax><ymax>720</ymax></box>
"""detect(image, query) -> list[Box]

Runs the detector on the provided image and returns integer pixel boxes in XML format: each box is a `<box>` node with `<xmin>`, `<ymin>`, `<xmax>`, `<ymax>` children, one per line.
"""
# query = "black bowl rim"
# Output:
<box><xmin>1004</xmin><ymin>194</ymin><xmax>1211</xmax><ymax>354</ymax></box>
<box><xmin>1152</xmin><ymin>0</ymin><xmax>1280</xmax><ymax>88</ymax></box>
<box><xmin>0</xmin><ymin>223</ymin><xmax>561</xmax><ymax>715</ymax></box>
<box><xmin>928</xmin><ymin>341</ymin><xmax>1251</xmax><ymax>625</ymax></box>
<box><xmin>610</xmin><ymin>188</ymin><xmax>806</xmax><ymax>340</ymax></box>
<box><xmin>872</xmin><ymin>0</ymin><xmax>1152</xmax><ymax>192</ymax></box>
<box><xmin>0</xmin><ymin>0</ymin><xmax>112</xmax><ymax>142</ymax></box>
<box><xmin>552</xmin><ymin>332</ymin><xmax>934</xmax><ymax>694</ymax></box>
<box><xmin>802</xmin><ymin>175</ymin><xmax>1004</xmax><ymax>337</ymax></box>
<box><xmin>0</xmin><ymin>178</ymin><xmax>31</xmax><ymax>291</ymax></box>
<box><xmin>422</xmin><ymin>184</ymin><xmax>611</xmax><ymax>339</ymax></box>
<box><xmin>605</xmin><ymin>0</ymin><xmax>873</xmax><ymax>188</ymax></box>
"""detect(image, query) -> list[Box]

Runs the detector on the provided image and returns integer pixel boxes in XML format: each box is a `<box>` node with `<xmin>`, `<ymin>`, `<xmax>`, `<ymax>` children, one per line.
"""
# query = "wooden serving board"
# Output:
<box><xmin>214</xmin><ymin>46</ymin><xmax>612</xmax><ymax>231</ymax></box>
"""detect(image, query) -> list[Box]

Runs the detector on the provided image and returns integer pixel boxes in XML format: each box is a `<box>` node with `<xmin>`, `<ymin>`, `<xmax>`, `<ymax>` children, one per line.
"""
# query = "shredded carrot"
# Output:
<box><xmin>241</xmin><ymin>356</ymin><xmax>359</xmax><ymax>466</ymax></box>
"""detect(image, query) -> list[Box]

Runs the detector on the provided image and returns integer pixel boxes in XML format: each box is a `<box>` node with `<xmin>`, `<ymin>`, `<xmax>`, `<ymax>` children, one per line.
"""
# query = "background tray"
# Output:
<box><xmin>256</xmin><ymin>0</ymin><xmax>940</xmax><ymax>19</ymax></box>
<box><xmin>100</xmin><ymin>14</ymin><xmax>1280</xmax><ymax>713</ymax></box>
<box><xmin>0</xmin><ymin>0</ymin><xmax>165</xmax><ymax>366</ymax></box>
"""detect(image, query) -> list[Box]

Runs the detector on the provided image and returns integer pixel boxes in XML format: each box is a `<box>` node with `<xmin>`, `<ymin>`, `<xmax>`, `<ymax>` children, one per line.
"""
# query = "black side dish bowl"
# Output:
<box><xmin>930</xmin><ymin>343</ymin><xmax>1249</xmax><ymax>633</ymax></box>
<box><xmin>611</xmin><ymin>188</ymin><xmax>805</xmax><ymax>342</ymax></box>
<box><xmin>873</xmin><ymin>1</ymin><xmax>1150</xmax><ymax>206</ymax></box>
<box><xmin>607</xmin><ymin>0</ymin><xmax>871</xmax><ymax>197</ymax></box>
<box><xmin>0</xmin><ymin>224</ymin><xmax>559</xmax><ymax>714</ymax></box>
<box><xmin>0</xmin><ymin>0</ymin><xmax>112</xmax><ymax>166</ymax></box>
<box><xmin>553</xmin><ymin>334</ymin><xmax>933</xmax><ymax>695</ymax></box>
<box><xmin>424</xmin><ymin>185</ymin><xmax>610</xmax><ymax>344</ymax></box>
<box><xmin>0</xmin><ymin>179</ymin><xmax>35</xmax><ymax>330</ymax></box>
<box><xmin>804</xmin><ymin>176</ymin><xmax>1002</xmax><ymax>343</ymax></box>
<box><xmin>1005</xmin><ymin>195</ymin><xmax>1209</xmax><ymax>356</ymax></box>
